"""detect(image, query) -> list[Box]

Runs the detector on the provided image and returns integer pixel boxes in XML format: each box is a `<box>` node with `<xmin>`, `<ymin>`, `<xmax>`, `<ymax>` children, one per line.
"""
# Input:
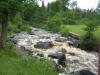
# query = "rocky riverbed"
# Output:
<box><xmin>13</xmin><ymin>27</ymin><xmax>98</xmax><ymax>75</ymax></box>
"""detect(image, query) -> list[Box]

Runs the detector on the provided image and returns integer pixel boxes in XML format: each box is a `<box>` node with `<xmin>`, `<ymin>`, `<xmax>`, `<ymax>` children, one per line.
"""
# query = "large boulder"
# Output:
<box><xmin>48</xmin><ymin>52</ymin><xmax>65</xmax><ymax>58</ymax></box>
<box><xmin>48</xmin><ymin>48</ymin><xmax>66</xmax><ymax>59</ymax></box>
<box><xmin>34</xmin><ymin>41</ymin><xmax>53</xmax><ymax>49</ymax></box>
<box><xmin>48</xmin><ymin>52</ymin><xmax>66</xmax><ymax>66</ymax></box>
<box><xmin>66</xmin><ymin>36</ymin><xmax>79</xmax><ymax>47</ymax></box>
<box><xmin>74</xmin><ymin>69</ymin><xmax>96</xmax><ymax>75</ymax></box>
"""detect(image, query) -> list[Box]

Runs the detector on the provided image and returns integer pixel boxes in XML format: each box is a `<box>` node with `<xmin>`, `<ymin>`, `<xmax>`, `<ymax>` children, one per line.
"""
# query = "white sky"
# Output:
<box><xmin>75</xmin><ymin>0</ymin><xmax>99</xmax><ymax>9</ymax></box>
<box><xmin>38</xmin><ymin>0</ymin><xmax>99</xmax><ymax>9</ymax></box>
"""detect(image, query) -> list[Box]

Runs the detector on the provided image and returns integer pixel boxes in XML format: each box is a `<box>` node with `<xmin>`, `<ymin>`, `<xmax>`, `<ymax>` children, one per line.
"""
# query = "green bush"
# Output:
<box><xmin>59</xmin><ymin>25</ymin><xmax>69</xmax><ymax>36</ymax></box>
<box><xmin>45</xmin><ymin>12</ymin><xmax>64</xmax><ymax>32</ymax></box>
<box><xmin>67</xmin><ymin>19</ymin><xmax>77</xmax><ymax>25</ymax></box>
<box><xmin>79</xmin><ymin>18</ymin><xmax>89</xmax><ymax>24</ymax></box>
<box><xmin>80</xmin><ymin>20</ymin><xmax>98</xmax><ymax>50</ymax></box>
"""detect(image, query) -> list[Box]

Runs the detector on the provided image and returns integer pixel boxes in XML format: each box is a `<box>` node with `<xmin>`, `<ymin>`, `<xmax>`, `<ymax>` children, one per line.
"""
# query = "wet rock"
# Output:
<box><xmin>58</xmin><ymin>54</ymin><xmax>66</xmax><ymax>67</ymax></box>
<box><xmin>48</xmin><ymin>53</ymin><xmax>60</xmax><ymax>59</ymax></box>
<box><xmin>31</xmin><ymin>28</ymin><xmax>48</xmax><ymax>36</ymax></box>
<box><xmin>12</xmin><ymin>38</ymin><xmax>18</xmax><ymax>44</ymax></box>
<box><xmin>48</xmin><ymin>52</ymin><xmax>65</xmax><ymax>59</ymax></box>
<box><xmin>55</xmin><ymin>48</ymin><xmax>66</xmax><ymax>53</ymax></box>
<box><xmin>34</xmin><ymin>41</ymin><xmax>53</xmax><ymax>49</ymax></box>
<box><xmin>37</xmin><ymin>52</ymin><xmax>44</xmax><ymax>57</ymax></box>
<box><xmin>48</xmin><ymin>52</ymin><xmax>66</xmax><ymax>67</ymax></box>
<box><xmin>68</xmin><ymin>32</ymin><xmax>80</xmax><ymax>40</ymax></box>
<box><xmin>55</xmin><ymin>37</ymin><xmax>67</xmax><ymax>42</ymax></box>
<box><xmin>39</xmin><ymin>35</ymin><xmax>50</xmax><ymax>39</ymax></box>
<box><xmin>74</xmin><ymin>69</ymin><xmax>96</xmax><ymax>75</ymax></box>
<box><xmin>66</xmin><ymin>36</ymin><xmax>79</xmax><ymax>47</ymax></box>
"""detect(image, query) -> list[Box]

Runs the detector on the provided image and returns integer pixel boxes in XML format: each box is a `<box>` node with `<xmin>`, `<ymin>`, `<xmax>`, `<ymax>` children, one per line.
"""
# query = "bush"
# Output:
<box><xmin>59</xmin><ymin>25</ymin><xmax>69</xmax><ymax>36</ymax></box>
<box><xmin>67</xmin><ymin>19</ymin><xmax>77</xmax><ymax>25</ymax></box>
<box><xmin>80</xmin><ymin>20</ymin><xmax>98</xmax><ymax>51</ymax></box>
<box><xmin>45</xmin><ymin>12</ymin><xmax>64</xmax><ymax>32</ymax></box>
<box><xmin>79</xmin><ymin>18</ymin><xmax>89</xmax><ymax>24</ymax></box>
<box><xmin>80</xmin><ymin>32</ymin><xmax>96</xmax><ymax>50</ymax></box>
<box><xmin>8</xmin><ymin>22</ymin><xmax>19</xmax><ymax>33</ymax></box>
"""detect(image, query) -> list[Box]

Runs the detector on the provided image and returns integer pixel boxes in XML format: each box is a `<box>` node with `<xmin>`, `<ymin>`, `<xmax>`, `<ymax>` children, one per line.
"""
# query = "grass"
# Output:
<box><xmin>0</xmin><ymin>45</ymin><xmax>57</xmax><ymax>75</ymax></box>
<box><xmin>62</xmin><ymin>25</ymin><xmax>100</xmax><ymax>38</ymax></box>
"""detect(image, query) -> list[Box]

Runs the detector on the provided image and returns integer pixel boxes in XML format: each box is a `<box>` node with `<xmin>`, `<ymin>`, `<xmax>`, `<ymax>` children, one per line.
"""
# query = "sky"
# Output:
<box><xmin>38</xmin><ymin>0</ymin><xmax>99</xmax><ymax>9</ymax></box>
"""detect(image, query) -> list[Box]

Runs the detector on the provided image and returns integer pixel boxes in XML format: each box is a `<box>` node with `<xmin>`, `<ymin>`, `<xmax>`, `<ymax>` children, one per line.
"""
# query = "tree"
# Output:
<box><xmin>0</xmin><ymin>0</ymin><xmax>24</xmax><ymax>48</ymax></box>
<box><xmin>81</xmin><ymin>20</ymin><xmax>98</xmax><ymax>50</ymax></box>
<box><xmin>97</xmin><ymin>0</ymin><xmax>100</xmax><ymax>8</ymax></box>
<box><xmin>45</xmin><ymin>12</ymin><xmax>64</xmax><ymax>32</ymax></box>
<box><xmin>98</xmin><ymin>39</ymin><xmax>100</xmax><ymax>75</ymax></box>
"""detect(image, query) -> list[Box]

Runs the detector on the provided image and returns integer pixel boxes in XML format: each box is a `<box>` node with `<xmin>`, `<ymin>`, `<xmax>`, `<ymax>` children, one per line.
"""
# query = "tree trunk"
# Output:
<box><xmin>98</xmin><ymin>40</ymin><xmax>100</xmax><ymax>75</ymax></box>
<box><xmin>0</xmin><ymin>12</ymin><xmax>8</xmax><ymax>49</ymax></box>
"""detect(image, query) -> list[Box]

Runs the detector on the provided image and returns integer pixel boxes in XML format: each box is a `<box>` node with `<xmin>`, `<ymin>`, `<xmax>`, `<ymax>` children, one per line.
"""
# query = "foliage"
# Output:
<box><xmin>80</xmin><ymin>21</ymin><xmax>99</xmax><ymax>50</ymax></box>
<box><xmin>45</xmin><ymin>12</ymin><xmax>64</xmax><ymax>32</ymax></box>
<box><xmin>13</xmin><ymin>12</ymin><xmax>23</xmax><ymax>29</ymax></box>
<box><xmin>59</xmin><ymin>25</ymin><xmax>69</xmax><ymax>36</ymax></box>
<box><xmin>0</xmin><ymin>0</ymin><xmax>23</xmax><ymax>15</ymax></box>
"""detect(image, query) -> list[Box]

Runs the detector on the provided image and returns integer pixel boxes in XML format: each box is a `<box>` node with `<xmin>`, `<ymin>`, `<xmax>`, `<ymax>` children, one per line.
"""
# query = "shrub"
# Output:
<box><xmin>45</xmin><ymin>12</ymin><xmax>64</xmax><ymax>32</ymax></box>
<box><xmin>67</xmin><ymin>19</ymin><xmax>77</xmax><ymax>25</ymax></box>
<box><xmin>80</xmin><ymin>20</ymin><xmax>98</xmax><ymax>51</ymax></box>
<box><xmin>59</xmin><ymin>25</ymin><xmax>69</xmax><ymax>36</ymax></box>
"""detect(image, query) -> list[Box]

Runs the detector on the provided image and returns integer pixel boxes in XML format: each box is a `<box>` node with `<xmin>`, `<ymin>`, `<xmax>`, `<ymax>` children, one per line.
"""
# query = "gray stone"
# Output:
<box><xmin>66</xmin><ymin>36</ymin><xmax>79</xmax><ymax>47</ymax></box>
<box><xmin>55</xmin><ymin>48</ymin><xmax>66</xmax><ymax>53</ymax></box>
<box><xmin>31</xmin><ymin>28</ymin><xmax>48</xmax><ymax>36</ymax></box>
<box><xmin>12</xmin><ymin>38</ymin><xmax>18</xmax><ymax>44</ymax></box>
<box><xmin>34</xmin><ymin>41</ymin><xmax>53</xmax><ymax>49</ymax></box>
<box><xmin>37</xmin><ymin>52</ymin><xmax>44</xmax><ymax>57</ymax></box>
<box><xmin>55</xmin><ymin>37</ymin><xmax>67</xmax><ymax>42</ymax></box>
<box><xmin>74</xmin><ymin>69</ymin><xmax>96</xmax><ymax>75</ymax></box>
<box><xmin>48</xmin><ymin>52</ymin><xmax>66</xmax><ymax>66</ymax></box>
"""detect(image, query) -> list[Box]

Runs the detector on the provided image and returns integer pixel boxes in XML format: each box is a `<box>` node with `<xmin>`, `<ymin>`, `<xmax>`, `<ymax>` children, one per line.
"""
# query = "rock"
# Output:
<box><xmin>34</xmin><ymin>41</ymin><xmax>53</xmax><ymax>49</ymax></box>
<box><xmin>68</xmin><ymin>52</ymin><xmax>76</xmax><ymax>56</ymax></box>
<box><xmin>55</xmin><ymin>48</ymin><xmax>66</xmax><ymax>53</ymax></box>
<box><xmin>74</xmin><ymin>69</ymin><xmax>96</xmax><ymax>75</ymax></box>
<box><xmin>31</xmin><ymin>28</ymin><xmax>48</xmax><ymax>36</ymax></box>
<box><xmin>55</xmin><ymin>37</ymin><xmax>67</xmax><ymax>42</ymax></box>
<box><xmin>66</xmin><ymin>36</ymin><xmax>79</xmax><ymax>47</ymax></box>
<box><xmin>53</xmin><ymin>59</ymin><xmax>65</xmax><ymax>73</ymax></box>
<box><xmin>48</xmin><ymin>53</ymin><xmax>59</xmax><ymax>59</ymax></box>
<box><xmin>19</xmin><ymin>45</ymin><xmax>32</xmax><ymax>51</ymax></box>
<box><xmin>48</xmin><ymin>52</ymin><xmax>65</xmax><ymax>59</ymax></box>
<box><xmin>68</xmin><ymin>32</ymin><xmax>80</xmax><ymax>40</ymax></box>
<box><xmin>12</xmin><ymin>38</ymin><xmax>18</xmax><ymax>44</ymax></box>
<box><xmin>58</xmin><ymin>54</ymin><xmax>66</xmax><ymax>67</ymax></box>
<box><xmin>39</xmin><ymin>35</ymin><xmax>50</xmax><ymax>39</ymax></box>
<box><xmin>37</xmin><ymin>52</ymin><xmax>44</xmax><ymax>57</ymax></box>
<box><xmin>48</xmin><ymin>52</ymin><xmax>66</xmax><ymax>67</ymax></box>
<box><xmin>19</xmin><ymin>32</ymin><xmax>28</xmax><ymax>35</ymax></box>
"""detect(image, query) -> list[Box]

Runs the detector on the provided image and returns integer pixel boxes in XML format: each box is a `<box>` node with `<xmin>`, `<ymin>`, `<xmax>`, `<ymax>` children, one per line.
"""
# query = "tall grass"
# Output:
<box><xmin>0</xmin><ymin>44</ymin><xmax>57</xmax><ymax>75</ymax></box>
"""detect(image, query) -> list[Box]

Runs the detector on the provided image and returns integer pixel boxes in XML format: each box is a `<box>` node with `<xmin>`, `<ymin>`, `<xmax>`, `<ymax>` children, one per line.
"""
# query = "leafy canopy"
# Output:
<box><xmin>0</xmin><ymin>0</ymin><xmax>24</xmax><ymax>14</ymax></box>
